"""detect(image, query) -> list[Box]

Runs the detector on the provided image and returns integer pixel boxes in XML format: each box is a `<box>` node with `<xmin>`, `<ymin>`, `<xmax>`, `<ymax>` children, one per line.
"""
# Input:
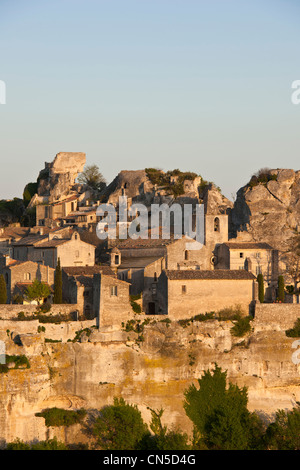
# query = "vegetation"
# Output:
<box><xmin>6</xmin><ymin>437</ymin><xmax>68</xmax><ymax>450</ymax></box>
<box><xmin>257</xmin><ymin>273</ymin><xmax>264</xmax><ymax>303</ymax></box>
<box><xmin>183</xmin><ymin>364</ymin><xmax>265</xmax><ymax>450</ymax></box>
<box><xmin>77</xmin><ymin>164</ymin><xmax>106</xmax><ymax>192</ymax></box>
<box><xmin>145</xmin><ymin>168</ymin><xmax>199</xmax><ymax>197</ymax></box>
<box><xmin>277</xmin><ymin>275</ymin><xmax>285</xmax><ymax>302</ymax></box>
<box><xmin>264</xmin><ymin>405</ymin><xmax>300</xmax><ymax>450</ymax></box>
<box><xmin>286</xmin><ymin>318</ymin><xmax>300</xmax><ymax>337</ymax></box>
<box><xmin>23</xmin><ymin>182</ymin><xmax>38</xmax><ymax>207</ymax></box>
<box><xmin>230</xmin><ymin>316</ymin><xmax>252</xmax><ymax>337</ymax></box>
<box><xmin>0</xmin><ymin>354</ymin><xmax>30</xmax><ymax>373</ymax></box>
<box><xmin>25</xmin><ymin>280</ymin><xmax>51</xmax><ymax>305</ymax></box>
<box><xmin>248</xmin><ymin>168</ymin><xmax>277</xmax><ymax>188</ymax></box>
<box><xmin>130</xmin><ymin>294</ymin><xmax>142</xmax><ymax>313</ymax></box>
<box><xmin>90</xmin><ymin>397</ymin><xmax>149</xmax><ymax>450</ymax></box>
<box><xmin>53</xmin><ymin>258</ymin><xmax>62</xmax><ymax>304</ymax></box>
<box><xmin>0</xmin><ymin>274</ymin><xmax>7</xmax><ymax>304</ymax></box>
<box><xmin>35</xmin><ymin>407</ymin><xmax>86</xmax><ymax>427</ymax></box>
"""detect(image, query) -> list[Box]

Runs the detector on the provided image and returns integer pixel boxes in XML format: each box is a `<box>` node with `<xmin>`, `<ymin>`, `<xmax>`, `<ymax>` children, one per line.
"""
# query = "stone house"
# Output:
<box><xmin>36</xmin><ymin>194</ymin><xmax>80</xmax><ymax>227</ymax></box>
<box><xmin>215</xmin><ymin>242</ymin><xmax>279</xmax><ymax>298</ymax></box>
<box><xmin>13</xmin><ymin>231</ymin><xmax>95</xmax><ymax>269</ymax></box>
<box><xmin>156</xmin><ymin>269</ymin><xmax>257</xmax><ymax>318</ymax></box>
<box><xmin>93</xmin><ymin>272</ymin><xmax>133</xmax><ymax>328</ymax></box>
<box><xmin>0</xmin><ymin>259</ymin><xmax>55</xmax><ymax>304</ymax></box>
<box><xmin>0</xmin><ymin>227</ymin><xmax>30</xmax><ymax>256</ymax></box>
<box><xmin>62</xmin><ymin>265</ymin><xmax>115</xmax><ymax>319</ymax></box>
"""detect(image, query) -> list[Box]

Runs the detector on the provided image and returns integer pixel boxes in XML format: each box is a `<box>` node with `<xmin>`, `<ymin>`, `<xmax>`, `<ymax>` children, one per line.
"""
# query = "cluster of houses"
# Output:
<box><xmin>0</xmin><ymin>196</ymin><xmax>280</xmax><ymax>326</ymax></box>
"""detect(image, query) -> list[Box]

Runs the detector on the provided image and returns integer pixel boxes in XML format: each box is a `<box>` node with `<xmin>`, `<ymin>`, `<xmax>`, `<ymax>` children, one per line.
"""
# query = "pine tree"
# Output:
<box><xmin>53</xmin><ymin>258</ymin><xmax>62</xmax><ymax>304</ymax></box>
<box><xmin>257</xmin><ymin>273</ymin><xmax>264</xmax><ymax>303</ymax></box>
<box><xmin>0</xmin><ymin>274</ymin><xmax>7</xmax><ymax>304</ymax></box>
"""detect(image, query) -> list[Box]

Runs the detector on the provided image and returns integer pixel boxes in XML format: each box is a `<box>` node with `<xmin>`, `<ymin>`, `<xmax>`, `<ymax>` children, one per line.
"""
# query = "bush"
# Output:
<box><xmin>286</xmin><ymin>318</ymin><xmax>300</xmax><ymax>337</ymax></box>
<box><xmin>35</xmin><ymin>407</ymin><xmax>87</xmax><ymax>427</ymax></box>
<box><xmin>231</xmin><ymin>316</ymin><xmax>252</xmax><ymax>337</ymax></box>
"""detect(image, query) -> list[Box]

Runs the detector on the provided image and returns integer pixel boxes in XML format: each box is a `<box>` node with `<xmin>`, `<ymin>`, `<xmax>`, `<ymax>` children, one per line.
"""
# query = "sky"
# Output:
<box><xmin>0</xmin><ymin>0</ymin><xmax>300</xmax><ymax>201</ymax></box>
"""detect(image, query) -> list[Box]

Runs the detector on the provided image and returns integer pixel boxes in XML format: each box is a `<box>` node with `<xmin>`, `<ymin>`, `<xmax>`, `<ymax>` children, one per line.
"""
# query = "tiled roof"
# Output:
<box><xmin>164</xmin><ymin>269</ymin><xmax>256</xmax><ymax>280</ymax></box>
<box><xmin>62</xmin><ymin>265</ymin><xmax>115</xmax><ymax>276</ymax></box>
<box><xmin>34</xmin><ymin>239</ymin><xmax>70</xmax><ymax>248</ymax></box>
<box><xmin>117</xmin><ymin>237</ymin><xmax>174</xmax><ymax>249</ymax></box>
<box><xmin>223</xmin><ymin>242</ymin><xmax>273</xmax><ymax>250</ymax></box>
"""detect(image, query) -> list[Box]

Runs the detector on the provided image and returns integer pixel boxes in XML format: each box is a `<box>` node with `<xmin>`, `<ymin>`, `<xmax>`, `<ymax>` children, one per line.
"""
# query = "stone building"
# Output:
<box><xmin>93</xmin><ymin>272</ymin><xmax>133</xmax><ymax>328</ymax></box>
<box><xmin>156</xmin><ymin>269</ymin><xmax>257</xmax><ymax>318</ymax></box>
<box><xmin>12</xmin><ymin>230</ymin><xmax>95</xmax><ymax>269</ymax></box>
<box><xmin>0</xmin><ymin>258</ymin><xmax>55</xmax><ymax>304</ymax></box>
<box><xmin>62</xmin><ymin>265</ymin><xmax>115</xmax><ymax>318</ymax></box>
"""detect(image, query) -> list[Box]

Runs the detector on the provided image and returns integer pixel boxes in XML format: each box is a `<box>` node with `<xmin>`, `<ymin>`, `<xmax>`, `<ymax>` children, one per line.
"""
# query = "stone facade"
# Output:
<box><xmin>254</xmin><ymin>303</ymin><xmax>300</xmax><ymax>330</ymax></box>
<box><xmin>156</xmin><ymin>269</ymin><xmax>256</xmax><ymax>319</ymax></box>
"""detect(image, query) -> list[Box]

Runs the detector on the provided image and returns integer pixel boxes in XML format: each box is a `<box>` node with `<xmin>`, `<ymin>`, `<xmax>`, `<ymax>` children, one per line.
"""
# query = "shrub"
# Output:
<box><xmin>0</xmin><ymin>274</ymin><xmax>7</xmax><ymax>304</ymax></box>
<box><xmin>35</xmin><ymin>407</ymin><xmax>87</xmax><ymax>427</ymax></box>
<box><xmin>286</xmin><ymin>318</ymin><xmax>300</xmax><ymax>337</ymax></box>
<box><xmin>231</xmin><ymin>316</ymin><xmax>252</xmax><ymax>337</ymax></box>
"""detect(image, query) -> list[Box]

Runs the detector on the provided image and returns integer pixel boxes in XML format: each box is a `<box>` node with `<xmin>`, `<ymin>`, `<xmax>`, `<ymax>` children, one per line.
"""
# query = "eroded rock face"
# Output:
<box><xmin>37</xmin><ymin>152</ymin><xmax>86</xmax><ymax>200</ymax></box>
<box><xmin>0</xmin><ymin>319</ymin><xmax>299</xmax><ymax>446</ymax></box>
<box><xmin>230</xmin><ymin>169</ymin><xmax>300</xmax><ymax>249</ymax></box>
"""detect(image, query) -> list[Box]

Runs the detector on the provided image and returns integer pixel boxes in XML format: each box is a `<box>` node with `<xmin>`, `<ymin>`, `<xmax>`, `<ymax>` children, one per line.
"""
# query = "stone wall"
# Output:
<box><xmin>254</xmin><ymin>303</ymin><xmax>300</xmax><ymax>330</ymax></box>
<box><xmin>0</xmin><ymin>304</ymin><xmax>79</xmax><ymax>320</ymax></box>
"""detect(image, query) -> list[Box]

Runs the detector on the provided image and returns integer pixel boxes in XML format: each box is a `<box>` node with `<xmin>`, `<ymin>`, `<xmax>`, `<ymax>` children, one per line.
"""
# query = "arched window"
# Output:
<box><xmin>214</xmin><ymin>217</ymin><xmax>220</xmax><ymax>232</ymax></box>
<box><xmin>184</xmin><ymin>250</ymin><xmax>189</xmax><ymax>260</ymax></box>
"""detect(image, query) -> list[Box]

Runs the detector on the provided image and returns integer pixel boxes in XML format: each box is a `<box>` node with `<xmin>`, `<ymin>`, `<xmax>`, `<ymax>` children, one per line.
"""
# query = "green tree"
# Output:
<box><xmin>0</xmin><ymin>274</ymin><xmax>7</xmax><ymax>304</ymax></box>
<box><xmin>264</xmin><ymin>405</ymin><xmax>300</xmax><ymax>450</ymax></box>
<box><xmin>257</xmin><ymin>273</ymin><xmax>264</xmax><ymax>303</ymax></box>
<box><xmin>183</xmin><ymin>364</ymin><xmax>265</xmax><ymax>450</ymax></box>
<box><xmin>77</xmin><ymin>164</ymin><xmax>106</xmax><ymax>192</ymax></box>
<box><xmin>278</xmin><ymin>275</ymin><xmax>285</xmax><ymax>302</ymax></box>
<box><xmin>138</xmin><ymin>407</ymin><xmax>191</xmax><ymax>450</ymax></box>
<box><xmin>53</xmin><ymin>258</ymin><xmax>62</xmax><ymax>304</ymax></box>
<box><xmin>25</xmin><ymin>279</ymin><xmax>51</xmax><ymax>305</ymax></box>
<box><xmin>91</xmin><ymin>397</ymin><xmax>149</xmax><ymax>450</ymax></box>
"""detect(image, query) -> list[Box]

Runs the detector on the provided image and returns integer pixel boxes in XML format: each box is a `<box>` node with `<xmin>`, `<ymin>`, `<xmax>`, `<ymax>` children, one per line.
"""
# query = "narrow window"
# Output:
<box><xmin>115</xmin><ymin>254</ymin><xmax>120</xmax><ymax>265</ymax></box>
<box><xmin>240</xmin><ymin>252</ymin><xmax>244</xmax><ymax>258</ymax></box>
<box><xmin>154</xmin><ymin>272</ymin><xmax>157</xmax><ymax>282</ymax></box>
<box><xmin>184</xmin><ymin>250</ymin><xmax>189</xmax><ymax>261</ymax></box>
<box><xmin>214</xmin><ymin>217</ymin><xmax>220</xmax><ymax>232</ymax></box>
<box><xmin>111</xmin><ymin>286</ymin><xmax>118</xmax><ymax>296</ymax></box>
<box><xmin>182</xmin><ymin>285</ymin><xmax>187</xmax><ymax>294</ymax></box>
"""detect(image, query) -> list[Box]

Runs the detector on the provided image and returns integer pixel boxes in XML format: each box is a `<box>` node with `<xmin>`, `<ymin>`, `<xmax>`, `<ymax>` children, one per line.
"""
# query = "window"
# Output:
<box><xmin>154</xmin><ymin>272</ymin><xmax>157</xmax><ymax>282</ymax></box>
<box><xmin>75</xmin><ymin>250</ymin><xmax>80</xmax><ymax>258</ymax></box>
<box><xmin>182</xmin><ymin>285</ymin><xmax>187</xmax><ymax>294</ymax></box>
<box><xmin>111</xmin><ymin>286</ymin><xmax>118</xmax><ymax>296</ymax></box>
<box><xmin>115</xmin><ymin>254</ymin><xmax>120</xmax><ymax>265</ymax></box>
<box><xmin>256</xmin><ymin>252</ymin><xmax>261</xmax><ymax>258</ymax></box>
<box><xmin>24</xmin><ymin>273</ymin><xmax>31</xmax><ymax>281</ymax></box>
<box><xmin>239</xmin><ymin>266</ymin><xmax>244</xmax><ymax>270</ymax></box>
<box><xmin>214</xmin><ymin>217</ymin><xmax>220</xmax><ymax>232</ymax></box>
<box><xmin>184</xmin><ymin>250</ymin><xmax>189</xmax><ymax>261</ymax></box>
<box><xmin>240</xmin><ymin>252</ymin><xmax>244</xmax><ymax>258</ymax></box>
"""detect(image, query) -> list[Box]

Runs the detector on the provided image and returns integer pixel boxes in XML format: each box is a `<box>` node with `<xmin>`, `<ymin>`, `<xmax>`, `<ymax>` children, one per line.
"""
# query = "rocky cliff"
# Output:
<box><xmin>230</xmin><ymin>169</ymin><xmax>300</xmax><ymax>249</ymax></box>
<box><xmin>0</xmin><ymin>317</ymin><xmax>299</xmax><ymax>446</ymax></box>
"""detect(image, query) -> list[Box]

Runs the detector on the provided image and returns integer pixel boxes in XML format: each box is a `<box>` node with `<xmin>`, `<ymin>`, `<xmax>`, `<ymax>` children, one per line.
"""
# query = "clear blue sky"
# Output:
<box><xmin>0</xmin><ymin>0</ymin><xmax>300</xmax><ymax>200</ymax></box>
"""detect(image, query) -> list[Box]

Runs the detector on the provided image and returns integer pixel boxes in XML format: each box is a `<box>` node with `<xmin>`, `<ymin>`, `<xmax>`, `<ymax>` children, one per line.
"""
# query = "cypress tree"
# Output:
<box><xmin>53</xmin><ymin>258</ymin><xmax>62</xmax><ymax>304</ymax></box>
<box><xmin>278</xmin><ymin>275</ymin><xmax>285</xmax><ymax>302</ymax></box>
<box><xmin>0</xmin><ymin>274</ymin><xmax>7</xmax><ymax>304</ymax></box>
<box><xmin>257</xmin><ymin>273</ymin><xmax>264</xmax><ymax>303</ymax></box>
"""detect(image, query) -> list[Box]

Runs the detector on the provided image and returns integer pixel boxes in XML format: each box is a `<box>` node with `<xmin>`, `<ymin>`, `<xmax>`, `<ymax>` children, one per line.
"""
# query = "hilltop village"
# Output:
<box><xmin>0</xmin><ymin>152</ymin><xmax>299</xmax><ymax>327</ymax></box>
<box><xmin>0</xmin><ymin>152</ymin><xmax>300</xmax><ymax>445</ymax></box>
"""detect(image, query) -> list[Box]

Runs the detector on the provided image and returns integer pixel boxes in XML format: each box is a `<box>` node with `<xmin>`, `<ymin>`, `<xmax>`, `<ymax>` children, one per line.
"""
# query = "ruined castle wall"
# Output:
<box><xmin>0</xmin><ymin>304</ymin><xmax>79</xmax><ymax>320</ymax></box>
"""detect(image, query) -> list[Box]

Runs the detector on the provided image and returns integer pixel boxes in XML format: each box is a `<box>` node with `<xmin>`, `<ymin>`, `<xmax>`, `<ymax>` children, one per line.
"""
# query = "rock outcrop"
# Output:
<box><xmin>230</xmin><ymin>169</ymin><xmax>300</xmax><ymax>249</ymax></box>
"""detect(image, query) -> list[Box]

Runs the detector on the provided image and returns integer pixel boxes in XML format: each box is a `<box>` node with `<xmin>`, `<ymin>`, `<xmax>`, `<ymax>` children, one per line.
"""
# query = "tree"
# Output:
<box><xmin>282</xmin><ymin>234</ymin><xmax>300</xmax><ymax>292</ymax></box>
<box><xmin>25</xmin><ymin>280</ymin><xmax>51</xmax><ymax>305</ymax></box>
<box><xmin>53</xmin><ymin>258</ymin><xmax>62</xmax><ymax>304</ymax></box>
<box><xmin>264</xmin><ymin>405</ymin><xmax>300</xmax><ymax>450</ymax></box>
<box><xmin>257</xmin><ymin>273</ymin><xmax>264</xmax><ymax>303</ymax></box>
<box><xmin>77</xmin><ymin>164</ymin><xmax>106</xmax><ymax>192</ymax></box>
<box><xmin>90</xmin><ymin>397</ymin><xmax>149</xmax><ymax>450</ymax></box>
<box><xmin>278</xmin><ymin>275</ymin><xmax>285</xmax><ymax>302</ymax></box>
<box><xmin>183</xmin><ymin>364</ymin><xmax>265</xmax><ymax>450</ymax></box>
<box><xmin>0</xmin><ymin>274</ymin><xmax>7</xmax><ymax>304</ymax></box>
<box><xmin>138</xmin><ymin>407</ymin><xmax>191</xmax><ymax>450</ymax></box>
